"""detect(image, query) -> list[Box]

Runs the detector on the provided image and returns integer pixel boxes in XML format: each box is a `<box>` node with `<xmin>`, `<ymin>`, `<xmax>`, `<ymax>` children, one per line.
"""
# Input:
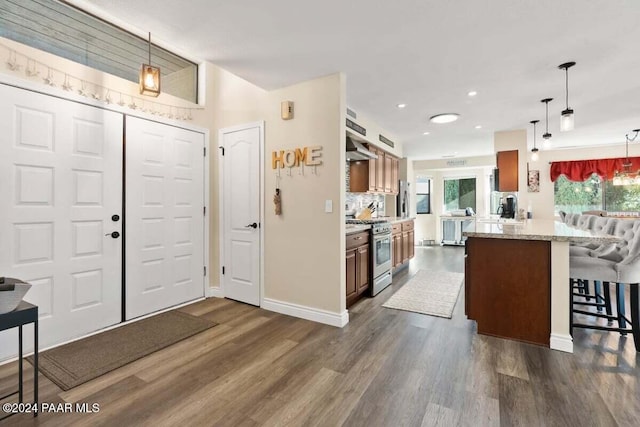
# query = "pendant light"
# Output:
<box><xmin>530</xmin><ymin>120</ymin><xmax>539</xmax><ymax>161</ymax></box>
<box><xmin>613</xmin><ymin>129</ymin><xmax>640</xmax><ymax>186</ymax></box>
<box><xmin>139</xmin><ymin>32</ymin><xmax>161</xmax><ymax>97</ymax></box>
<box><xmin>558</xmin><ymin>62</ymin><xmax>576</xmax><ymax>131</ymax></box>
<box><xmin>541</xmin><ymin>98</ymin><xmax>553</xmax><ymax>148</ymax></box>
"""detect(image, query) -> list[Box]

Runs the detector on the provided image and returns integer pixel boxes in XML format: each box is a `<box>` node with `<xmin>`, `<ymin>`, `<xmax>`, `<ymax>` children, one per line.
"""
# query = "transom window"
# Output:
<box><xmin>0</xmin><ymin>0</ymin><xmax>198</xmax><ymax>103</ymax></box>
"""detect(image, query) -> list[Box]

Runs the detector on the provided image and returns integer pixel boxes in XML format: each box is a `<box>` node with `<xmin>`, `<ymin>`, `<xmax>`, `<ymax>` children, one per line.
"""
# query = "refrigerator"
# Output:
<box><xmin>397</xmin><ymin>180</ymin><xmax>410</xmax><ymax>218</ymax></box>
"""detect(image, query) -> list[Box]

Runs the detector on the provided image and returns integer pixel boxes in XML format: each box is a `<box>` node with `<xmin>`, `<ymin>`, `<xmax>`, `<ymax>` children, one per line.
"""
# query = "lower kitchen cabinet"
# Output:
<box><xmin>392</xmin><ymin>219</ymin><xmax>415</xmax><ymax>270</ymax></box>
<box><xmin>346</xmin><ymin>231</ymin><xmax>370</xmax><ymax>308</ymax></box>
<box><xmin>346</xmin><ymin>248</ymin><xmax>357</xmax><ymax>303</ymax></box>
<box><xmin>392</xmin><ymin>232</ymin><xmax>403</xmax><ymax>268</ymax></box>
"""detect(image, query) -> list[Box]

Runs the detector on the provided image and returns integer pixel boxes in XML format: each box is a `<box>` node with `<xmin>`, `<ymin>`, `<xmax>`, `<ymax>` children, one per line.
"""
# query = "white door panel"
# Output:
<box><xmin>125</xmin><ymin>117</ymin><xmax>205</xmax><ymax>319</ymax></box>
<box><xmin>0</xmin><ymin>85</ymin><xmax>123</xmax><ymax>360</ymax></box>
<box><xmin>222</xmin><ymin>125</ymin><xmax>261</xmax><ymax>306</ymax></box>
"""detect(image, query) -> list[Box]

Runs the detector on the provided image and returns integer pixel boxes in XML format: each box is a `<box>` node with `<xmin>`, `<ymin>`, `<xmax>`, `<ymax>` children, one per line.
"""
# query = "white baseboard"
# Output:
<box><xmin>262</xmin><ymin>298</ymin><xmax>349</xmax><ymax>328</ymax></box>
<box><xmin>207</xmin><ymin>286</ymin><xmax>224</xmax><ymax>298</ymax></box>
<box><xmin>550</xmin><ymin>333</ymin><xmax>573</xmax><ymax>353</ymax></box>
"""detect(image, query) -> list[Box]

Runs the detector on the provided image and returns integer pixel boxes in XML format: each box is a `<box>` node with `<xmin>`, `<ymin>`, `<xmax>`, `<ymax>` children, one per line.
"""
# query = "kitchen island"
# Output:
<box><xmin>463</xmin><ymin>220</ymin><xmax>619</xmax><ymax>353</ymax></box>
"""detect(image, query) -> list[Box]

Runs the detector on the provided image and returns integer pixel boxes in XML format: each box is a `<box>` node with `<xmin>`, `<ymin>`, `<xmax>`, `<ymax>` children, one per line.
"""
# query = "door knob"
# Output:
<box><xmin>111</xmin><ymin>214</ymin><xmax>120</xmax><ymax>222</ymax></box>
<box><xmin>245</xmin><ymin>222</ymin><xmax>258</xmax><ymax>229</ymax></box>
<box><xmin>105</xmin><ymin>231</ymin><xmax>120</xmax><ymax>238</ymax></box>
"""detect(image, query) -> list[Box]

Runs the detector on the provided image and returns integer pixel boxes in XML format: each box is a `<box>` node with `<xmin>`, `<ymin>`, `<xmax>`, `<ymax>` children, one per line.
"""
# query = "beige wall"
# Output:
<box><xmin>264</xmin><ymin>73</ymin><xmax>346</xmax><ymax>314</ymax></box>
<box><xmin>200</xmin><ymin>64</ymin><xmax>267</xmax><ymax>289</ymax></box>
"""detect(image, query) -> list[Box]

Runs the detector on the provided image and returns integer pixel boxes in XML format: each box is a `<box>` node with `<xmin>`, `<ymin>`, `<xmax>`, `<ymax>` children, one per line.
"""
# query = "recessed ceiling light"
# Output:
<box><xmin>423</xmin><ymin>131</ymin><xmax>430</xmax><ymax>135</ymax></box>
<box><xmin>475</xmin><ymin>125</ymin><xmax>482</xmax><ymax>129</ymax></box>
<box><xmin>397</xmin><ymin>103</ymin><xmax>406</xmax><ymax>109</ymax></box>
<box><xmin>430</xmin><ymin>113</ymin><xmax>459</xmax><ymax>124</ymax></box>
<box><xmin>468</xmin><ymin>91</ymin><xmax>477</xmax><ymax>97</ymax></box>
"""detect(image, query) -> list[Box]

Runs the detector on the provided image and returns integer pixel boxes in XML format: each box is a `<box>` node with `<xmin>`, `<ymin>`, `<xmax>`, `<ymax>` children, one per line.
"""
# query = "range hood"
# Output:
<box><xmin>346</xmin><ymin>136</ymin><xmax>378</xmax><ymax>161</ymax></box>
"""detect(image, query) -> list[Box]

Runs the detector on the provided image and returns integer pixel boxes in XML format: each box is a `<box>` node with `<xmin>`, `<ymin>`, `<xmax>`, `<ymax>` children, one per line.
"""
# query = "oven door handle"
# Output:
<box><xmin>373</xmin><ymin>233</ymin><xmax>391</xmax><ymax>241</ymax></box>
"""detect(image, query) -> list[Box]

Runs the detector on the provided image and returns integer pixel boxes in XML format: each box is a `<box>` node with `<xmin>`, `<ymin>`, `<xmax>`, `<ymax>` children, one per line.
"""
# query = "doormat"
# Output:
<box><xmin>27</xmin><ymin>310</ymin><xmax>217</xmax><ymax>391</ymax></box>
<box><xmin>382</xmin><ymin>270</ymin><xmax>464</xmax><ymax>318</ymax></box>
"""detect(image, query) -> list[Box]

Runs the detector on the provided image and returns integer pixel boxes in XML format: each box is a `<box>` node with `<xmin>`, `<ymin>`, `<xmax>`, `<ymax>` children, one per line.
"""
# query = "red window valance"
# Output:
<box><xmin>550</xmin><ymin>157</ymin><xmax>640</xmax><ymax>182</ymax></box>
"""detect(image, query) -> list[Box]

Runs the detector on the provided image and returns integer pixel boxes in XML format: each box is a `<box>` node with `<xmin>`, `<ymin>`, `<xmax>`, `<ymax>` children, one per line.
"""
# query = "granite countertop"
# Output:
<box><xmin>345</xmin><ymin>224</ymin><xmax>372</xmax><ymax>235</ymax></box>
<box><xmin>463</xmin><ymin>219</ymin><xmax>621</xmax><ymax>243</ymax></box>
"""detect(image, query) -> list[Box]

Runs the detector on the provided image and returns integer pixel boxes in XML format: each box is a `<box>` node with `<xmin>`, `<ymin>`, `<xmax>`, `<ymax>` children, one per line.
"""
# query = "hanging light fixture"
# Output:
<box><xmin>558</xmin><ymin>62</ymin><xmax>576</xmax><ymax>132</ymax></box>
<box><xmin>530</xmin><ymin>120</ymin><xmax>540</xmax><ymax>161</ymax></box>
<box><xmin>541</xmin><ymin>98</ymin><xmax>553</xmax><ymax>148</ymax></box>
<box><xmin>139</xmin><ymin>32</ymin><xmax>161</xmax><ymax>97</ymax></box>
<box><xmin>613</xmin><ymin>129</ymin><xmax>640</xmax><ymax>186</ymax></box>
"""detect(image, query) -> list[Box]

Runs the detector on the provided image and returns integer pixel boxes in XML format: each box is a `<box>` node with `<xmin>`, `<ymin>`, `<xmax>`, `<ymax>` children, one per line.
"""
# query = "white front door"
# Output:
<box><xmin>0</xmin><ymin>84</ymin><xmax>123</xmax><ymax>359</ymax></box>
<box><xmin>221</xmin><ymin>123</ymin><xmax>262</xmax><ymax>306</ymax></box>
<box><xmin>125</xmin><ymin>116</ymin><xmax>205</xmax><ymax>319</ymax></box>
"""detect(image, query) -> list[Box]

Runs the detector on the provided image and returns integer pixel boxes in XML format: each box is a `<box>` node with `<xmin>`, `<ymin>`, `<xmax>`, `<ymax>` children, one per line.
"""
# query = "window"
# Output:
<box><xmin>554</xmin><ymin>173</ymin><xmax>640</xmax><ymax>214</ymax></box>
<box><xmin>444</xmin><ymin>177</ymin><xmax>476</xmax><ymax>212</ymax></box>
<box><xmin>416</xmin><ymin>177</ymin><xmax>431</xmax><ymax>214</ymax></box>
<box><xmin>0</xmin><ymin>0</ymin><xmax>198</xmax><ymax>103</ymax></box>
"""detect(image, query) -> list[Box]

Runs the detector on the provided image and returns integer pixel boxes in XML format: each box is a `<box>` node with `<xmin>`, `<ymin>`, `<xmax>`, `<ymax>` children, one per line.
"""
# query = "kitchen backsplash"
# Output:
<box><xmin>345</xmin><ymin>161</ymin><xmax>385</xmax><ymax>215</ymax></box>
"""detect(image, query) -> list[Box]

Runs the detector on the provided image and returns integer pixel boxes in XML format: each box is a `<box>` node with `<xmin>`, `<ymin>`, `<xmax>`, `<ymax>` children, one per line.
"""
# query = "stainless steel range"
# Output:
<box><xmin>370</xmin><ymin>222</ymin><xmax>393</xmax><ymax>295</ymax></box>
<box><xmin>345</xmin><ymin>218</ymin><xmax>393</xmax><ymax>296</ymax></box>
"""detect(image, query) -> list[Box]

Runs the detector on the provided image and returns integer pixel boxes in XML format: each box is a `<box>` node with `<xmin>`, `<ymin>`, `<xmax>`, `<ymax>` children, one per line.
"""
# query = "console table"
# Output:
<box><xmin>0</xmin><ymin>300</ymin><xmax>38</xmax><ymax>419</ymax></box>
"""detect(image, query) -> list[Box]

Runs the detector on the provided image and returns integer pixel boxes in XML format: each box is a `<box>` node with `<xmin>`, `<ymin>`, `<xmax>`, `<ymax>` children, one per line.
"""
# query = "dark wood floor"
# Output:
<box><xmin>1</xmin><ymin>245</ymin><xmax>639</xmax><ymax>426</ymax></box>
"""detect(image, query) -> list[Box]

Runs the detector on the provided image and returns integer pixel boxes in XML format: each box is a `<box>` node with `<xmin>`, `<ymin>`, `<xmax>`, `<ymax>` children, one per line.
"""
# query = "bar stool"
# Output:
<box><xmin>570</xmin><ymin>216</ymin><xmax>617</xmax><ymax>303</ymax></box>
<box><xmin>570</xmin><ymin>221</ymin><xmax>640</xmax><ymax>351</ymax></box>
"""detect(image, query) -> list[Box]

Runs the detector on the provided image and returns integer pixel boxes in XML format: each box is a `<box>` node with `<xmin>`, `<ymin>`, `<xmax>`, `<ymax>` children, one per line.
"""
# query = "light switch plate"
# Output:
<box><xmin>325</xmin><ymin>199</ymin><xmax>333</xmax><ymax>213</ymax></box>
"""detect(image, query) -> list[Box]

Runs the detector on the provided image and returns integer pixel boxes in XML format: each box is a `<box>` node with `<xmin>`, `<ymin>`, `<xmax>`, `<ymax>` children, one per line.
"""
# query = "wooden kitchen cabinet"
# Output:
<box><xmin>384</xmin><ymin>153</ymin><xmax>392</xmax><ymax>193</ymax></box>
<box><xmin>465</xmin><ymin>237</ymin><xmax>550</xmax><ymax>346</ymax></box>
<box><xmin>368</xmin><ymin>147</ymin><xmax>377</xmax><ymax>192</ymax></box>
<box><xmin>346</xmin><ymin>231</ymin><xmax>370</xmax><ymax>308</ymax></box>
<box><xmin>392</xmin><ymin>219</ymin><xmax>415</xmax><ymax>270</ymax></box>
<box><xmin>346</xmin><ymin>249</ymin><xmax>357</xmax><ymax>303</ymax></box>
<box><xmin>497</xmin><ymin>150</ymin><xmax>518</xmax><ymax>192</ymax></box>
<box><xmin>356</xmin><ymin>245</ymin><xmax>369</xmax><ymax>295</ymax></box>
<box><xmin>391</xmin><ymin>157</ymin><xmax>399</xmax><ymax>194</ymax></box>
<box><xmin>348</xmin><ymin>144</ymin><xmax>399</xmax><ymax>195</ymax></box>
<box><xmin>375</xmin><ymin>149</ymin><xmax>385</xmax><ymax>192</ymax></box>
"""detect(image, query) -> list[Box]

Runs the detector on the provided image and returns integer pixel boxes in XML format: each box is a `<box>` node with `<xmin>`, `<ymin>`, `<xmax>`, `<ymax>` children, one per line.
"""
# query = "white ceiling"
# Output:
<box><xmin>79</xmin><ymin>0</ymin><xmax>640</xmax><ymax>160</ymax></box>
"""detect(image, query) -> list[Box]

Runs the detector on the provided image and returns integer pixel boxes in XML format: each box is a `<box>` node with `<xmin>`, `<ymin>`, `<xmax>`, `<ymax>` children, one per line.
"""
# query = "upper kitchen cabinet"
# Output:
<box><xmin>349</xmin><ymin>144</ymin><xmax>399</xmax><ymax>195</ymax></box>
<box><xmin>496</xmin><ymin>150</ymin><xmax>518</xmax><ymax>192</ymax></box>
<box><xmin>391</xmin><ymin>157</ymin><xmax>399</xmax><ymax>194</ymax></box>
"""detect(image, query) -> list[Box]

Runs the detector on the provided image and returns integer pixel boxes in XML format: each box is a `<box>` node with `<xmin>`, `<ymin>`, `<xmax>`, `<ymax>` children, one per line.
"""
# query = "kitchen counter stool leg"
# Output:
<box><xmin>604</xmin><ymin>283</ymin><xmax>613</xmax><ymax>324</ymax></box>
<box><xmin>630</xmin><ymin>285</ymin><xmax>640</xmax><ymax>352</ymax></box>
<box><xmin>595</xmin><ymin>280</ymin><xmax>603</xmax><ymax>312</ymax></box>
<box><xmin>617</xmin><ymin>283</ymin><xmax>627</xmax><ymax>333</ymax></box>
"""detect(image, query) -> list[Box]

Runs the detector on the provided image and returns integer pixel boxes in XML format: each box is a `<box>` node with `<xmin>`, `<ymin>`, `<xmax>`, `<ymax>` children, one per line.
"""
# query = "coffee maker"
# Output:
<box><xmin>499</xmin><ymin>195</ymin><xmax>517</xmax><ymax>218</ymax></box>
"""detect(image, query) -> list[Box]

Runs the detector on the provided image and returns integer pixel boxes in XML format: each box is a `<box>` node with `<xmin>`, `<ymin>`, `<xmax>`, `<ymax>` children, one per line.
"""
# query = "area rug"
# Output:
<box><xmin>27</xmin><ymin>310</ymin><xmax>217</xmax><ymax>391</ymax></box>
<box><xmin>382</xmin><ymin>270</ymin><xmax>464</xmax><ymax>318</ymax></box>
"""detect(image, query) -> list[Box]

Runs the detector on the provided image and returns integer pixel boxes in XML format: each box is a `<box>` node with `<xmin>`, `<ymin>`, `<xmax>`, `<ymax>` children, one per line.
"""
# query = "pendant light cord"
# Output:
<box><xmin>148</xmin><ymin>32</ymin><xmax>151</xmax><ymax>65</ymax></box>
<box><xmin>545</xmin><ymin>101</ymin><xmax>549</xmax><ymax>133</ymax></box>
<box><xmin>533</xmin><ymin>122</ymin><xmax>537</xmax><ymax>148</ymax></box>
<box><xmin>565</xmin><ymin>68</ymin><xmax>569</xmax><ymax>109</ymax></box>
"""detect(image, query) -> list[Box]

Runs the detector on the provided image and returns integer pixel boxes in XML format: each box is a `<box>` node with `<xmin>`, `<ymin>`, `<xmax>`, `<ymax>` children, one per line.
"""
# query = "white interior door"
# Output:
<box><xmin>221</xmin><ymin>123</ymin><xmax>261</xmax><ymax>306</ymax></box>
<box><xmin>125</xmin><ymin>116</ymin><xmax>205</xmax><ymax>319</ymax></box>
<box><xmin>0</xmin><ymin>84</ymin><xmax>123</xmax><ymax>360</ymax></box>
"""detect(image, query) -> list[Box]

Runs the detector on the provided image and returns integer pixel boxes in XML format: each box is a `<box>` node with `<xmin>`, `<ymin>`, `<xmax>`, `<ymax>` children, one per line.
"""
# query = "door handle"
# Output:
<box><xmin>245</xmin><ymin>222</ymin><xmax>258</xmax><ymax>229</ymax></box>
<box><xmin>105</xmin><ymin>231</ymin><xmax>120</xmax><ymax>238</ymax></box>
